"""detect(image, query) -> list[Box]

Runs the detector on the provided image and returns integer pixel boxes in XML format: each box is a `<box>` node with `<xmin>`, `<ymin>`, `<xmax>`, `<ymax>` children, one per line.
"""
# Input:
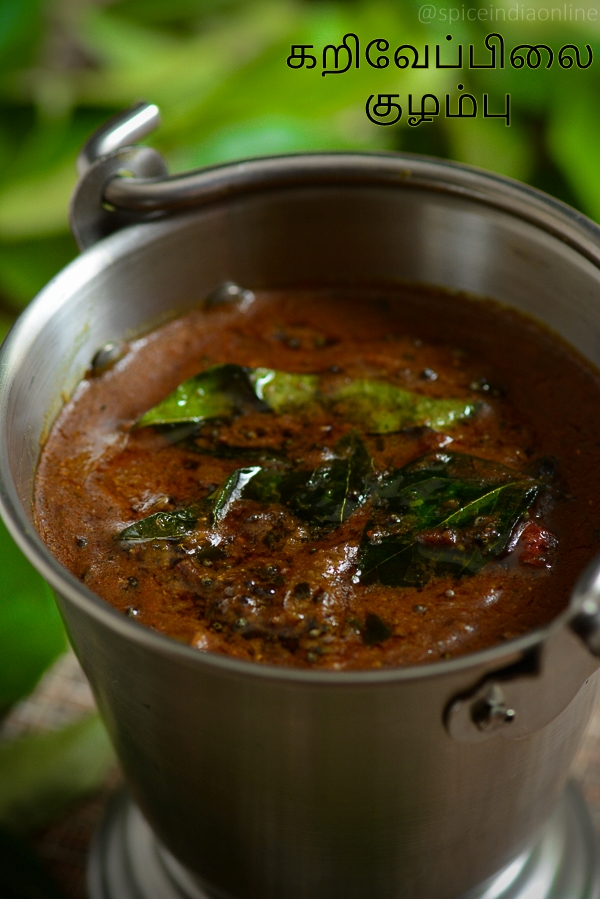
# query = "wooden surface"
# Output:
<box><xmin>3</xmin><ymin>650</ymin><xmax>600</xmax><ymax>899</ymax></box>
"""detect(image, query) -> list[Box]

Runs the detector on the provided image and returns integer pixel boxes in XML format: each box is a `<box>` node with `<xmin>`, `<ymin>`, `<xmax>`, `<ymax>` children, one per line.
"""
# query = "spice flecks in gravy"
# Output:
<box><xmin>34</xmin><ymin>287</ymin><xmax>600</xmax><ymax>669</ymax></box>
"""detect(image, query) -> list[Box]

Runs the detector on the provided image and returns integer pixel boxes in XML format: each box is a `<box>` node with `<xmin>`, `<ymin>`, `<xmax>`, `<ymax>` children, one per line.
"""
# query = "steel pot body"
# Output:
<box><xmin>2</xmin><ymin>150</ymin><xmax>600</xmax><ymax>899</ymax></box>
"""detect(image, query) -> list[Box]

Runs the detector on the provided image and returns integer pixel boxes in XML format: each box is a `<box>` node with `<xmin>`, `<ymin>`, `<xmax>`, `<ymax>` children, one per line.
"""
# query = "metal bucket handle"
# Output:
<box><xmin>72</xmin><ymin>101</ymin><xmax>600</xmax><ymax>270</ymax></box>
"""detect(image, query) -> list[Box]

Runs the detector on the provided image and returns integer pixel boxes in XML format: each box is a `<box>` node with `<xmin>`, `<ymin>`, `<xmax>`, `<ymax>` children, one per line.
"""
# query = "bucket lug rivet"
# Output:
<box><xmin>471</xmin><ymin>683</ymin><xmax>516</xmax><ymax>732</ymax></box>
<box><xmin>91</xmin><ymin>341</ymin><xmax>128</xmax><ymax>375</ymax></box>
<box><xmin>205</xmin><ymin>281</ymin><xmax>255</xmax><ymax>308</ymax></box>
<box><xmin>446</xmin><ymin>680</ymin><xmax>520</xmax><ymax>742</ymax></box>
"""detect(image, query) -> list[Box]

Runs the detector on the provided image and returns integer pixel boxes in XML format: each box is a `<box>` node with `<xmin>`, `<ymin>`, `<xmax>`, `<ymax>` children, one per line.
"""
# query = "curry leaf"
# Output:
<box><xmin>205</xmin><ymin>434</ymin><xmax>374</xmax><ymax>529</ymax></box>
<box><xmin>119</xmin><ymin>433</ymin><xmax>374</xmax><ymax>539</ymax></box>
<box><xmin>117</xmin><ymin>468</ymin><xmax>287</xmax><ymax>541</ymax></box>
<box><xmin>137</xmin><ymin>364</ymin><xmax>266</xmax><ymax>427</ymax></box>
<box><xmin>138</xmin><ymin>364</ymin><xmax>319</xmax><ymax>428</ymax></box>
<box><xmin>138</xmin><ymin>364</ymin><xmax>475</xmax><ymax>435</ymax></box>
<box><xmin>202</xmin><ymin>464</ymin><xmax>297</xmax><ymax>526</ymax></box>
<box><xmin>290</xmin><ymin>431</ymin><xmax>374</xmax><ymax>527</ymax></box>
<box><xmin>359</xmin><ymin>452</ymin><xmax>542</xmax><ymax>587</ymax></box>
<box><xmin>330</xmin><ymin>380</ymin><xmax>477</xmax><ymax>434</ymax></box>
<box><xmin>361</xmin><ymin>613</ymin><xmax>392</xmax><ymax>646</ymax></box>
<box><xmin>118</xmin><ymin>505</ymin><xmax>203</xmax><ymax>542</ymax></box>
<box><xmin>210</xmin><ymin>466</ymin><xmax>264</xmax><ymax>524</ymax></box>
<box><xmin>248</xmin><ymin>368</ymin><xmax>319</xmax><ymax>413</ymax></box>
<box><xmin>238</xmin><ymin>466</ymin><xmax>307</xmax><ymax>506</ymax></box>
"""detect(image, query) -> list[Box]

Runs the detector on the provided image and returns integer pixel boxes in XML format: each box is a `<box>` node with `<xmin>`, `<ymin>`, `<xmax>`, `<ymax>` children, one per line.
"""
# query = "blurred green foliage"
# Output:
<box><xmin>0</xmin><ymin>519</ymin><xmax>66</xmax><ymax>717</ymax></box>
<box><xmin>0</xmin><ymin>715</ymin><xmax>114</xmax><ymax>835</ymax></box>
<box><xmin>0</xmin><ymin>0</ymin><xmax>598</xmax><ymax>323</ymax></box>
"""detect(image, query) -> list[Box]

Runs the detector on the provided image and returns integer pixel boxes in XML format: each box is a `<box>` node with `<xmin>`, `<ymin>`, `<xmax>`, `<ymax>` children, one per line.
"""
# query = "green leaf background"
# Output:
<box><xmin>0</xmin><ymin>521</ymin><xmax>66</xmax><ymax>716</ymax></box>
<box><xmin>0</xmin><ymin>0</ymin><xmax>597</xmax><ymax>309</ymax></box>
<box><xmin>0</xmin><ymin>716</ymin><xmax>114</xmax><ymax>836</ymax></box>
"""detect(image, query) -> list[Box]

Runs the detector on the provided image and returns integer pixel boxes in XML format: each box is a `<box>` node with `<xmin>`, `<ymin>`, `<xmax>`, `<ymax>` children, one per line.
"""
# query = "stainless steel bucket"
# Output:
<box><xmin>2</xmin><ymin>103</ymin><xmax>600</xmax><ymax>899</ymax></box>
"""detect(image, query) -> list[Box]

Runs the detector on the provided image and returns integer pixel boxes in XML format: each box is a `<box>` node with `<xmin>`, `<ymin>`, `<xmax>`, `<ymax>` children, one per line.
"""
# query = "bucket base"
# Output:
<box><xmin>87</xmin><ymin>782</ymin><xmax>600</xmax><ymax>899</ymax></box>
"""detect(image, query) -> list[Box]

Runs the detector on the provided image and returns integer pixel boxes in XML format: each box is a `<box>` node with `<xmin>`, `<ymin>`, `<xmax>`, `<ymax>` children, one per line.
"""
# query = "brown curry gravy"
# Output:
<box><xmin>34</xmin><ymin>286</ymin><xmax>600</xmax><ymax>669</ymax></box>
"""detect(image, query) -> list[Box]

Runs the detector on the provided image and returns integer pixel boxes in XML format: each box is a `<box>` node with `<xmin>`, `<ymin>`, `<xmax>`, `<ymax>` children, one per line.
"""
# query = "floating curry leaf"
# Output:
<box><xmin>195</xmin><ymin>544</ymin><xmax>227</xmax><ymax>564</ymax></box>
<box><xmin>248</xmin><ymin>368</ymin><xmax>319</xmax><ymax>413</ymax></box>
<box><xmin>244</xmin><ymin>468</ymin><xmax>308</xmax><ymax>506</ymax></box>
<box><xmin>330</xmin><ymin>380</ymin><xmax>477</xmax><ymax>434</ymax></box>
<box><xmin>137</xmin><ymin>364</ymin><xmax>477</xmax><ymax>435</ymax></box>
<box><xmin>137</xmin><ymin>364</ymin><xmax>266</xmax><ymax>427</ymax></box>
<box><xmin>204</xmin><ymin>465</ymin><xmax>296</xmax><ymax>525</ymax></box>
<box><xmin>359</xmin><ymin>452</ymin><xmax>542</xmax><ymax>587</ymax></box>
<box><xmin>119</xmin><ymin>505</ymin><xmax>203</xmax><ymax>542</ymax></box>
<box><xmin>290</xmin><ymin>431</ymin><xmax>374</xmax><ymax>527</ymax></box>
<box><xmin>118</xmin><ymin>467</ymin><xmax>302</xmax><ymax>542</ymax></box>
<box><xmin>361</xmin><ymin>613</ymin><xmax>393</xmax><ymax>646</ymax></box>
<box><xmin>206</xmin><ymin>434</ymin><xmax>374</xmax><ymax>528</ymax></box>
<box><xmin>210</xmin><ymin>466</ymin><xmax>264</xmax><ymax>524</ymax></box>
<box><xmin>130</xmin><ymin>433</ymin><xmax>375</xmax><ymax>539</ymax></box>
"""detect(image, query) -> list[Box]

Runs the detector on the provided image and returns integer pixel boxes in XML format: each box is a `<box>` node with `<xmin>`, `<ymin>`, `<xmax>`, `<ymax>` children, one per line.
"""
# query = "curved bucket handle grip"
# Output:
<box><xmin>77</xmin><ymin>101</ymin><xmax>161</xmax><ymax>176</ymax></box>
<box><xmin>70</xmin><ymin>101</ymin><xmax>168</xmax><ymax>249</ymax></box>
